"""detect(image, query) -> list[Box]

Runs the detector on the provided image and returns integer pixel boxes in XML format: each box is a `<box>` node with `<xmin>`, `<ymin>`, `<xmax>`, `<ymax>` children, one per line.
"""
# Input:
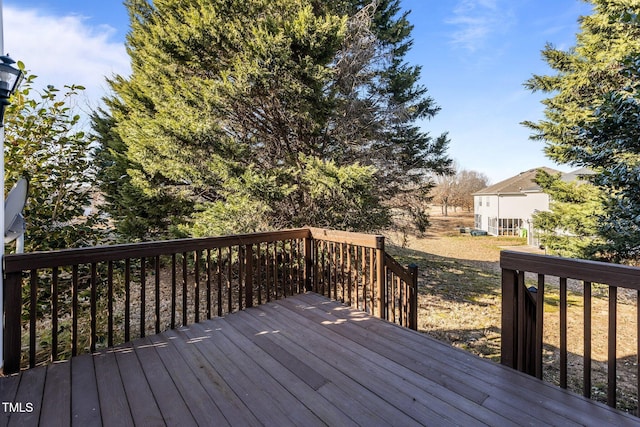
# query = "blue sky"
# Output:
<box><xmin>3</xmin><ymin>0</ymin><xmax>592</xmax><ymax>183</ymax></box>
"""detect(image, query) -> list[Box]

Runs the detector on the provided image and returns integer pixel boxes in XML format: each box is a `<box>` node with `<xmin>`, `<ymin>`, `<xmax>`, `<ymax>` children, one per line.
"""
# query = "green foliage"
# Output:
<box><xmin>4</xmin><ymin>72</ymin><xmax>105</xmax><ymax>251</ymax></box>
<box><xmin>525</xmin><ymin>0</ymin><xmax>640</xmax><ymax>261</ymax></box>
<box><xmin>95</xmin><ymin>0</ymin><xmax>450</xmax><ymax>240</ymax></box>
<box><xmin>532</xmin><ymin>170</ymin><xmax>605</xmax><ymax>259</ymax></box>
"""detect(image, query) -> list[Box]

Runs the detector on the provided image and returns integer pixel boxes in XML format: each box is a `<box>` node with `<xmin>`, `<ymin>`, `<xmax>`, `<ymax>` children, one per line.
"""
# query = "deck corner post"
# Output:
<box><xmin>376</xmin><ymin>236</ymin><xmax>385</xmax><ymax>320</ymax></box>
<box><xmin>408</xmin><ymin>263</ymin><xmax>418</xmax><ymax>330</ymax></box>
<box><xmin>3</xmin><ymin>271</ymin><xmax>22</xmax><ymax>374</ymax></box>
<box><xmin>501</xmin><ymin>265</ymin><xmax>518</xmax><ymax>369</ymax></box>
<box><xmin>304</xmin><ymin>236</ymin><xmax>313</xmax><ymax>292</ymax></box>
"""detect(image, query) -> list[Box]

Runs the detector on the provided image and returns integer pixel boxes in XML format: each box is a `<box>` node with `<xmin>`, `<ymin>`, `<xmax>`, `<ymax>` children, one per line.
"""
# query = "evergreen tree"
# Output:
<box><xmin>524</xmin><ymin>0</ymin><xmax>640</xmax><ymax>261</ymax></box>
<box><xmin>531</xmin><ymin>170</ymin><xmax>604</xmax><ymax>259</ymax></box>
<box><xmin>95</xmin><ymin>0</ymin><xmax>450</xmax><ymax>239</ymax></box>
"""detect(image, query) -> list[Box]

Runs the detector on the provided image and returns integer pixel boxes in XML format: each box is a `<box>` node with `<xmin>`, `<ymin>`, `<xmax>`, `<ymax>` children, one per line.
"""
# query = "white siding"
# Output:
<box><xmin>473</xmin><ymin>192</ymin><xmax>550</xmax><ymax>236</ymax></box>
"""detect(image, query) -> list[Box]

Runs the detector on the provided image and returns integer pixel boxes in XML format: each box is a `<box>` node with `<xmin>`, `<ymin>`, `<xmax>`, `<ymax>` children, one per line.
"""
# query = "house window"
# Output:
<box><xmin>498</xmin><ymin>218</ymin><xmax>523</xmax><ymax>236</ymax></box>
<box><xmin>488</xmin><ymin>217</ymin><xmax>498</xmax><ymax>235</ymax></box>
<box><xmin>486</xmin><ymin>197</ymin><xmax>490</xmax><ymax>207</ymax></box>
<box><xmin>479</xmin><ymin>197</ymin><xmax>482</xmax><ymax>207</ymax></box>
<box><xmin>474</xmin><ymin>214</ymin><xmax>481</xmax><ymax>229</ymax></box>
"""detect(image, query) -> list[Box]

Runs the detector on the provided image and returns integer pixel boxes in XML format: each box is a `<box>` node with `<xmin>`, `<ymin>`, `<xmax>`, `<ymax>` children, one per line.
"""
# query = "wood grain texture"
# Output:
<box><xmin>1</xmin><ymin>293</ymin><xmax>637</xmax><ymax>426</ymax></box>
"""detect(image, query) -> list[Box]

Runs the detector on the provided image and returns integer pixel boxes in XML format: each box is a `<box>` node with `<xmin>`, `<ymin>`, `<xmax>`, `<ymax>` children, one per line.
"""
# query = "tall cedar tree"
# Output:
<box><xmin>94</xmin><ymin>0</ymin><xmax>450</xmax><ymax>239</ymax></box>
<box><xmin>524</xmin><ymin>0</ymin><xmax>640</xmax><ymax>262</ymax></box>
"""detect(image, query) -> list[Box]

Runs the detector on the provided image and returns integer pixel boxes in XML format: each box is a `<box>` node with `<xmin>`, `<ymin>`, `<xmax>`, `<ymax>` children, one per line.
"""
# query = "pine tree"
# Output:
<box><xmin>95</xmin><ymin>0</ymin><xmax>450</xmax><ymax>239</ymax></box>
<box><xmin>524</xmin><ymin>0</ymin><xmax>640</xmax><ymax>261</ymax></box>
<box><xmin>531</xmin><ymin>170</ymin><xmax>604</xmax><ymax>259</ymax></box>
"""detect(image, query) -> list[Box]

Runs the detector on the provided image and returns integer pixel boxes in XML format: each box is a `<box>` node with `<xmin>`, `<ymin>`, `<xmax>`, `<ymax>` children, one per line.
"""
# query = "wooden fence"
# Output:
<box><xmin>501</xmin><ymin>250</ymin><xmax>640</xmax><ymax>411</ymax></box>
<box><xmin>3</xmin><ymin>228</ymin><xmax>417</xmax><ymax>374</ymax></box>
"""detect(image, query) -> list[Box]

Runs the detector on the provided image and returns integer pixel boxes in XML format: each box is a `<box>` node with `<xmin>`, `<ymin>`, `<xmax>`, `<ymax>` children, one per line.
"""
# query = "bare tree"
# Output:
<box><xmin>431</xmin><ymin>165</ymin><xmax>489</xmax><ymax>216</ymax></box>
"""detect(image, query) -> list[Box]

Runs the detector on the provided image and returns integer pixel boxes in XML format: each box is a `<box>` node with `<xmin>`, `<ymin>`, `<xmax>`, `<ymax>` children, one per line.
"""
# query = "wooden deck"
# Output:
<box><xmin>1</xmin><ymin>293</ymin><xmax>637</xmax><ymax>426</ymax></box>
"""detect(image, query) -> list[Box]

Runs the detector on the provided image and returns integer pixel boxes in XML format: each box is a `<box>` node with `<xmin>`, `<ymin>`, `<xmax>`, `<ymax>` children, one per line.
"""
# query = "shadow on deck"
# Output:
<box><xmin>1</xmin><ymin>293</ymin><xmax>636</xmax><ymax>426</ymax></box>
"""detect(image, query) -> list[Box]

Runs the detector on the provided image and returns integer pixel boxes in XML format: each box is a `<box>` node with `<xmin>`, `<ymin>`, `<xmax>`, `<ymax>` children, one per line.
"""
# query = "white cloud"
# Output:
<box><xmin>2</xmin><ymin>6</ymin><xmax>130</xmax><ymax>112</ymax></box>
<box><xmin>446</xmin><ymin>0</ymin><xmax>515</xmax><ymax>52</ymax></box>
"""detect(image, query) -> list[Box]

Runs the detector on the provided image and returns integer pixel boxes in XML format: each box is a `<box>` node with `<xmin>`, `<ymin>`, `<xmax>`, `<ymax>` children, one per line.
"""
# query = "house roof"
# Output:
<box><xmin>560</xmin><ymin>167</ymin><xmax>595</xmax><ymax>183</ymax></box>
<box><xmin>474</xmin><ymin>167</ymin><xmax>562</xmax><ymax>195</ymax></box>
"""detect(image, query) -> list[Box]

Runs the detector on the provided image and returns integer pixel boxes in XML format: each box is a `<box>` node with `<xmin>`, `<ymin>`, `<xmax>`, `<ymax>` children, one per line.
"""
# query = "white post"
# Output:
<box><xmin>1</xmin><ymin>0</ymin><xmax>6</xmax><ymax>372</ymax></box>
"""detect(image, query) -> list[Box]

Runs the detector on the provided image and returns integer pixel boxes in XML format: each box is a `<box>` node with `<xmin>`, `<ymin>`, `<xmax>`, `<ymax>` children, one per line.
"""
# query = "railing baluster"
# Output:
<box><xmin>155</xmin><ymin>256</ymin><xmax>161</xmax><ymax>334</ymax></box>
<box><xmin>256</xmin><ymin>244</ymin><xmax>262</xmax><ymax>305</ymax></box>
<box><xmin>584</xmin><ymin>280</ymin><xmax>592</xmax><ymax>399</ymax></box>
<box><xmin>312</xmin><ymin>241</ymin><xmax>318</xmax><ymax>294</ymax></box>
<box><xmin>304</xmin><ymin>237</ymin><xmax>312</xmax><ymax>293</ymax></box>
<box><xmin>72</xmin><ymin>266</ymin><xmax>79</xmax><ymax>356</ymax></box>
<box><xmin>238</xmin><ymin>246</ymin><xmax>244</xmax><ymax>310</ymax></box>
<box><xmin>535</xmin><ymin>274</ymin><xmax>545</xmax><ymax>379</ymax></box>
<box><xmin>171</xmin><ymin>254</ymin><xmax>177</xmax><ymax>329</ymax></box>
<box><xmin>637</xmin><ymin>289</ymin><xmax>640</xmax><ymax>417</ymax></box>
<box><xmin>141</xmin><ymin>257</ymin><xmax>146</xmax><ymax>338</ymax></box>
<box><xmin>217</xmin><ymin>248</ymin><xmax>223</xmax><ymax>317</ymax></box>
<box><xmin>409</xmin><ymin>264</ymin><xmax>418</xmax><ymax>330</ymax></box>
<box><xmin>560</xmin><ymin>277</ymin><xmax>567</xmax><ymax>389</ymax></box>
<box><xmin>265</xmin><ymin>243</ymin><xmax>272</xmax><ymax>302</ymax></box>
<box><xmin>347</xmin><ymin>244</ymin><xmax>352</xmax><ymax>306</ymax></box>
<box><xmin>369</xmin><ymin>248</ymin><xmax>375</xmax><ymax>315</ymax></box>
<box><xmin>108</xmin><ymin>261</ymin><xmax>114</xmax><ymax>348</ymax></box>
<box><xmin>52</xmin><ymin>267</ymin><xmax>59</xmax><ymax>362</ymax></box>
<box><xmin>182</xmin><ymin>252</ymin><xmax>188</xmax><ymax>326</ymax></box>
<box><xmin>274</xmin><ymin>243</ymin><xmax>279</xmax><ymax>300</ymax></box>
<box><xmin>227</xmin><ymin>247</ymin><xmax>232</xmax><ymax>313</ymax></box>
<box><xmin>207</xmin><ymin>249</ymin><xmax>212</xmax><ymax>319</ymax></box>
<box><xmin>245</xmin><ymin>244</ymin><xmax>253</xmax><ymax>308</ymax></box>
<box><xmin>608</xmin><ymin>285</ymin><xmax>617</xmax><ymax>408</ymax></box>
<box><xmin>30</xmin><ymin>270</ymin><xmax>38</xmax><ymax>367</ymax></box>
<box><xmin>90</xmin><ymin>263</ymin><xmax>97</xmax><ymax>353</ymax></box>
<box><xmin>125</xmin><ymin>258</ymin><xmax>131</xmax><ymax>342</ymax></box>
<box><xmin>195</xmin><ymin>250</ymin><xmax>201</xmax><ymax>323</ymax></box>
<box><xmin>516</xmin><ymin>271</ymin><xmax>526</xmax><ymax>372</ymax></box>
<box><xmin>290</xmin><ymin>239</ymin><xmax>296</xmax><ymax>295</ymax></box>
<box><xmin>376</xmin><ymin>242</ymin><xmax>385</xmax><ymax>320</ymax></box>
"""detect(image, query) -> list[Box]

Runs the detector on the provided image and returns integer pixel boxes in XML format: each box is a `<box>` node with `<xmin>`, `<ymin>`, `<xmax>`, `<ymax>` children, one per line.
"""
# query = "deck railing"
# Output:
<box><xmin>3</xmin><ymin>228</ymin><xmax>417</xmax><ymax>374</ymax></box>
<box><xmin>501</xmin><ymin>250</ymin><xmax>640</xmax><ymax>411</ymax></box>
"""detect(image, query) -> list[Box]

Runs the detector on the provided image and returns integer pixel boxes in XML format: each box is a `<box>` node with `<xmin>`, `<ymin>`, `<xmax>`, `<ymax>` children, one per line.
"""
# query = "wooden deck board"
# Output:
<box><xmin>1</xmin><ymin>292</ymin><xmax>638</xmax><ymax>426</ymax></box>
<box><xmin>40</xmin><ymin>362</ymin><xmax>71</xmax><ymax>427</ymax></box>
<box><xmin>93</xmin><ymin>348</ymin><xmax>134</xmax><ymax>427</ymax></box>
<box><xmin>294</xmin><ymin>292</ymin><xmax>637</xmax><ymax>426</ymax></box>
<box><xmin>235</xmin><ymin>302</ymin><xmax>483</xmax><ymax>426</ymax></box>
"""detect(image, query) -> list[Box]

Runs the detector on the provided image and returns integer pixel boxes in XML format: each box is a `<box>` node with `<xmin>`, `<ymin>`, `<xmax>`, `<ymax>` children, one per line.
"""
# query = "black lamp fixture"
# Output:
<box><xmin>0</xmin><ymin>54</ymin><xmax>23</xmax><ymax>125</ymax></box>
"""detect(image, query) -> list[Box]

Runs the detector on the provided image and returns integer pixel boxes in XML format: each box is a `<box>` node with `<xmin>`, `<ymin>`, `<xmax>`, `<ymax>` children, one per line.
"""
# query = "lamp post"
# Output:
<box><xmin>0</xmin><ymin>54</ymin><xmax>23</xmax><ymax>372</ymax></box>
<box><xmin>0</xmin><ymin>55</ymin><xmax>23</xmax><ymax>122</ymax></box>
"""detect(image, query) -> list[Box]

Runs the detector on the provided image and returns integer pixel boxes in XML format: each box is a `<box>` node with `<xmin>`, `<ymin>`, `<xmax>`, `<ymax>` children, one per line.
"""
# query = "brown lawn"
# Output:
<box><xmin>386</xmin><ymin>208</ymin><xmax>639</xmax><ymax>413</ymax></box>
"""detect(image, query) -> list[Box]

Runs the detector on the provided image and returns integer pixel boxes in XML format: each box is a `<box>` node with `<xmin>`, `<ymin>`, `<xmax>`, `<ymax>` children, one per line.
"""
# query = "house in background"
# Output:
<box><xmin>473</xmin><ymin>167</ymin><xmax>561</xmax><ymax>244</ymax></box>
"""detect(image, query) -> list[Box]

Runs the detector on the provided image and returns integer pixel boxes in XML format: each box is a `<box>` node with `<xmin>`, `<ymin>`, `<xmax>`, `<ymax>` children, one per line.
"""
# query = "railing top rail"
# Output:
<box><xmin>307</xmin><ymin>227</ymin><xmax>384</xmax><ymax>249</ymax></box>
<box><xmin>4</xmin><ymin>227</ymin><xmax>389</xmax><ymax>273</ymax></box>
<box><xmin>501</xmin><ymin>250</ymin><xmax>640</xmax><ymax>290</ymax></box>
<box><xmin>4</xmin><ymin>228</ymin><xmax>312</xmax><ymax>272</ymax></box>
<box><xmin>384</xmin><ymin>253</ymin><xmax>414</xmax><ymax>284</ymax></box>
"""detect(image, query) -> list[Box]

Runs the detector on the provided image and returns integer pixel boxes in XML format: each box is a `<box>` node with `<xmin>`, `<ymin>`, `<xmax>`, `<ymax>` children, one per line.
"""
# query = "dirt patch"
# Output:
<box><xmin>387</xmin><ymin>208</ymin><xmax>638</xmax><ymax>414</ymax></box>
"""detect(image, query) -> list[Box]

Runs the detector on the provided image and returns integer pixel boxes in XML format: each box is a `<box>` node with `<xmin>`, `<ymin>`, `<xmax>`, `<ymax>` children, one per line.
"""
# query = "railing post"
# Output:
<box><xmin>408</xmin><ymin>263</ymin><xmax>418</xmax><ymax>330</ymax></box>
<box><xmin>304</xmin><ymin>236</ymin><xmax>313</xmax><ymax>292</ymax></box>
<box><xmin>245</xmin><ymin>244</ymin><xmax>253</xmax><ymax>308</ymax></box>
<box><xmin>501</xmin><ymin>267</ymin><xmax>518</xmax><ymax>369</ymax></box>
<box><xmin>3</xmin><ymin>271</ymin><xmax>22</xmax><ymax>374</ymax></box>
<box><xmin>376</xmin><ymin>236</ymin><xmax>385</xmax><ymax>320</ymax></box>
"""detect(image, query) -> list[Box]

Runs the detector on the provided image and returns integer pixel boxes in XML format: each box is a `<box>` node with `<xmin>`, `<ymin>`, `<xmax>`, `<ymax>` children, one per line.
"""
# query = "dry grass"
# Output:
<box><xmin>386</xmin><ymin>209</ymin><xmax>639</xmax><ymax>414</ymax></box>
